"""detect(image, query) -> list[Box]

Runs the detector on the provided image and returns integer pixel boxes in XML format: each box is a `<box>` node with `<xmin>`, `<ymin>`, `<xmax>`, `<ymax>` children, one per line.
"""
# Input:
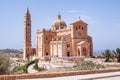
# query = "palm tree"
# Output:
<box><xmin>113</xmin><ymin>48</ymin><xmax>120</xmax><ymax>62</ymax></box>
<box><xmin>102</xmin><ymin>49</ymin><xmax>112</xmax><ymax>62</ymax></box>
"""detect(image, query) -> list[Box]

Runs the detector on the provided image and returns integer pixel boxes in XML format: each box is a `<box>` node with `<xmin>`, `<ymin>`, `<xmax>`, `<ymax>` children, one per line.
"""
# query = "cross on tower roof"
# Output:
<box><xmin>79</xmin><ymin>16</ymin><xmax>81</xmax><ymax>20</ymax></box>
<box><xmin>58</xmin><ymin>12</ymin><xmax>60</xmax><ymax>15</ymax></box>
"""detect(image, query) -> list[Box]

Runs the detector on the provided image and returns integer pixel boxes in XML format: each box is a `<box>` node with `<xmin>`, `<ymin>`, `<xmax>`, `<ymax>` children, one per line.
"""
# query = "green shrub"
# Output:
<box><xmin>34</xmin><ymin>63</ymin><xmax>41</xmax><ymax>71</ymax></box>
<box><xmin>96</xmin><ymin>64</ymin><xmax>105</xmax><ymax>69</ymax></box>
<box><xmin>22</xmin><ymin>59</ymin><xmax>38</xmax><ymax>73</ymax></box>
<box><xmin>117</xmin><ymin>58</ymin><xmax>120</xmax><ymax>62</ymax></box>
<box><xmin>102</xmin><ymin>49</ymin><xmax>112</xmax><ymax>62</ymax></box>
<box><xmin>74</xmin><ymin>61</ymin><xmax>104</xmax><ymax>70</ymax></box>
<box><xmin>33</xmin><ymin>59</ymin><xmax>41</xmax><ymax>72</ymax></box>
<box><xmin>104</xmin><ymin>58</ymin><xmax>112</xmax><ymax>62</ymax></box>
<box><xmin>0</xmin><ymin>56</ymin><xmax>10</xmax><ymax>75</ymax></box>
<box><xmin>11</xmin><ymin>66</ymin><xmax>24</xmax><ymax>74</ymax></box>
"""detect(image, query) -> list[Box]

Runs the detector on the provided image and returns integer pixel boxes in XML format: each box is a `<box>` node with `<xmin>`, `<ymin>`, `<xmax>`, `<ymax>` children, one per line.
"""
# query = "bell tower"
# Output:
<box><xmin>71</xmin><ymin>19</ymin><xmax>88</xmax><ymax>56</ymax></box>
<box><xmin>23</xmin><ymin>8</ymin><xmax>32</xmax><ymax>59</ymax></box>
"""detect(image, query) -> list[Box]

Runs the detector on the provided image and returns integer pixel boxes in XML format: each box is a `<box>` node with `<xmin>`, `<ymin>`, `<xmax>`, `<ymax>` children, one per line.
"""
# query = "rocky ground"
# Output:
<box><xmin>27</xmin><ymin>59</ymin><xmax>120</xmax><ymax>74</ymax></box>
<box><xmin>38</xmin><ymin>63</ymin><xmax>120</xmax><ymax>74</ymax></box>
<box><xmin>4</xmin><ymin>57</ymin><xmax>120</xmax><ymax>74</ymax></box>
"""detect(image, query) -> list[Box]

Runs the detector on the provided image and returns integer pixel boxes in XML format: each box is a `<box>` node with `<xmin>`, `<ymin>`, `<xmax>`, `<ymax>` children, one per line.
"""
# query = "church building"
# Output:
<box><xmin>23</xmin><ymin>9</ymin><xmax>93</xmax><ymax>59</ymax></box>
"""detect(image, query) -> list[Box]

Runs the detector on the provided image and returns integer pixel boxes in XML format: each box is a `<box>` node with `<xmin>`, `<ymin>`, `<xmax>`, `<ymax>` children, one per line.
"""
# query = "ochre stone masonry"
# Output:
<box><xmin>23</xmin><ymin>9</ymin><xmax>93</xmax><ymax>59</ymax></box>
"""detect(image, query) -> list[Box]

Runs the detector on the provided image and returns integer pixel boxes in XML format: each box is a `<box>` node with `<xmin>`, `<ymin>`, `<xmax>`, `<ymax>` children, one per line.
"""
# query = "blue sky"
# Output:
<box><xmin>0</xmin><ymin>0</ymin><xmax>120</xmax><ymax>52</ymax></box>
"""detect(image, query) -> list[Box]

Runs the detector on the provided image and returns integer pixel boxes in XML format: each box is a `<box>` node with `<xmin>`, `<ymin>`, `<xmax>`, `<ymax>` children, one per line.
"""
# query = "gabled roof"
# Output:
<box><xmin>70</xmin><ymin>20</ymin><xmax>88</xmax><ymax>25</ymax></box>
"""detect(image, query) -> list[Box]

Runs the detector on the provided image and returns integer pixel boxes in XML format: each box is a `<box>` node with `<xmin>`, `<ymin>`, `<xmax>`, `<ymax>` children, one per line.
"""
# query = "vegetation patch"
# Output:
<box><xmin>33</xmin><ymin>63</ymin><xmax>41</xmax><ymax>71</ymax></box>
<box><xmin>0</xmin><ymin>56</ymin><xmax>10</xmax><ymax>75</ymax></box>
<box><xmin>102</xmin><ymin>49</ymin><xmax>112</xmax><ymax>62</ymax></box>
<box><xmin>22</xmin><ymin>59</ymin><xmax>38</xmax><ymax>73</ymax></box>
<box><xmin>33</xmin><ymin>59</ymin><xmax>41</xmax><ymax>71</ymax></box>
<box><xmin>73</xmin><ymin>61</ymin><xmax>104</xmax><ymax>70</ymax></box>
<box><xmin>102</xmin><ymin>48</ymin><xmax>120</xmax><ymax>63</ymax></box>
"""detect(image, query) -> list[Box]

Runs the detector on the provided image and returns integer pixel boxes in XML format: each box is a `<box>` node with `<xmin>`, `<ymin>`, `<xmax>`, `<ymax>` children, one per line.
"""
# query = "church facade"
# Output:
<box><xmin>23</xmin><ymin>9</ymin><xmax>93</xmax><ymax>59</ymax></box>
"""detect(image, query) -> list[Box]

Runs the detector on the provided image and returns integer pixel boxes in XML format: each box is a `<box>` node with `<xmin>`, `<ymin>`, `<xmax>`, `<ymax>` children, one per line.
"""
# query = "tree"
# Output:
<box><xmin>102</xmin><ymin>49</ymin><xmax>112</xmax><ymax>62</ymax></box>
<box><xmin>0</xmin><ymin>56</ymin><xmax>10</xmax><ymax>75</ymax></box>
<box><xmin>113</xmin><ymin>48</ymin><xmax>120</xmax><ymax>62</ymax></box>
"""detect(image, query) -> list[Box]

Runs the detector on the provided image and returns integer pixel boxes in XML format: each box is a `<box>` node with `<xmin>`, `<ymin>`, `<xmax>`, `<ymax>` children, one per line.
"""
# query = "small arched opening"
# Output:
<box><xmin>67</xmin><ymin>52</ymin><xmax>70</xmax><ymax>57</ymax></box>
<box><xmin>82</xmin><ymin>47</ymin><xmax>87</xmax><ymax>56</ymax></box>
<box><xmin>78</xmin><ymin>48</ymin><xmax>80</xmax><ymax>56</ymax></box>
<box><xmin>45</xmin><ymin>52</ymin><xmax>49</xmax><ymax>56</ymax></box>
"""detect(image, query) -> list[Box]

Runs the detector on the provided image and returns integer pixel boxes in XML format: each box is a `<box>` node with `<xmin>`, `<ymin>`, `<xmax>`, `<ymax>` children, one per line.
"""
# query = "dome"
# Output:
<box><xmin>52</xmin><ymin>14</ymin><xmax>67</xmax><ymax>31</ymax></box>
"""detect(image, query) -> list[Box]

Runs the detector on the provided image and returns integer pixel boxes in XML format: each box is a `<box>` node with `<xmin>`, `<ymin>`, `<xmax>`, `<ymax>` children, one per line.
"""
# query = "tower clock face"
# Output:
<box><xmin>78</xmin><ymin>32</ymin><xmax>81</xmax><ymax>36</ymax></box>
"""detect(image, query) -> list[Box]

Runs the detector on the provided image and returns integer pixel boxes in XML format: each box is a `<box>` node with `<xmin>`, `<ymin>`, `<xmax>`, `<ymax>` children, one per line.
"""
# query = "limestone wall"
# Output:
<box><xmin>0</xmin><ymin>68</ymin><xmax>120</xmax><ymax>80</ymax></box>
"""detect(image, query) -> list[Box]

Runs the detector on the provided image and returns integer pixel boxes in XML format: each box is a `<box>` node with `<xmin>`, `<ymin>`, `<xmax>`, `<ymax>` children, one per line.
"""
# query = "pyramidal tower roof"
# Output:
<box><xmin>25</xmin><ymin>8</ymin><xmax>30</xmax><ymax>16</ymax></box>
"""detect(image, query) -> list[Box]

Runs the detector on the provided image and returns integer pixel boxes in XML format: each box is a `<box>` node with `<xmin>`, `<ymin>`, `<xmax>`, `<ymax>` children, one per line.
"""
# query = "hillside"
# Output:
<box><xmin>0</xmin><ymin>49</ymin><xmax>23</xmax><ymax>58</ymax></box>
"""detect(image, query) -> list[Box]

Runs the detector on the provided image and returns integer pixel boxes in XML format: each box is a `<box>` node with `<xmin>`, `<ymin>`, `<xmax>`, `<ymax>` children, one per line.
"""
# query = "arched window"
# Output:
<box><xmin>82</xmin><ymin>47</ymin><xmax>87</xmax><ymax>56</ymax></box>
<box><xmin>82</xmin><ymin>27</ymin><xmax>84</xmax><ymax>30</ymax></box>
<box><xmin>76</xmin><ymin>26</ymin><xmax>77</xmax><ymax>30</ymax></box>
<box><xmin>78</xmin><ymin>49</ymin><xmax>80</xmax><ymax>56</ymax></box>
<box><xmin>79</xmin><ymin>25</ymin><xmax>81</xmax><ymax>29</ymax></box>
<box><xmin>46</xmin><ymin>37</ymin><xmax>48</xmax><ymax>40</ymax></box>
<box><xmin>45</xmin><ymin>52</ymin><xmax>48</xmax><ymax>55</ymax></box>
<box><xmin>27</xmin><ymin>23</ymin><xmax>30</xmax><ymax>26</ymax></box>
<box><xmin>61</xmin><ymin>27</ymin><xmax>64</xmax><ymax>29</ymax></box>
<box><xmin>56</xmin><ymin>26</ymin><xmax>59</xmax><ymax>30</ymax></box>
<box><xmin>67</xmin><ymin>52</ymin><xmax>70</xmax><ymax>57</ymax></box>
<box><xmin>67</xmin><ymin>44</ymin><xmax>70</xmax><ymax>47</ymax></box>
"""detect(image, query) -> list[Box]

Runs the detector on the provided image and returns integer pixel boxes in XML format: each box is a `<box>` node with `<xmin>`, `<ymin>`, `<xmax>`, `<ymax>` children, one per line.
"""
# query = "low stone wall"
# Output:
<box><xmin>0</xmin><ymin>68</ymin><xmax>120</xmax><ymax>80</ymax></box>
<box><xmin>51</xmin><ymin>57</ymin><xmax>84</xmax><ymax>63</ymax></box>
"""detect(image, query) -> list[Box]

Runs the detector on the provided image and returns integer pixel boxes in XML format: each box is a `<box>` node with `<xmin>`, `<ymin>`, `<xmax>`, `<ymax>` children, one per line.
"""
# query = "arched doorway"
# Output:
<box><xmin>67</xmin><ymin>52</ymin><xmax>70</xmax><ymax>57</ymax></box>
<box><xmin>45</xmin><ymin>52</ymin><xmax>48</xmax><ymax>56</ymax></box>
<box><xmin>78</xmin><ymin>49</ymin><xmax>80</xmax><ymax>56</ymax></box>
<box><xmin>82</xmin><ymin>47</ymin><xmax>87</xmax><ymax>56</ymax></box>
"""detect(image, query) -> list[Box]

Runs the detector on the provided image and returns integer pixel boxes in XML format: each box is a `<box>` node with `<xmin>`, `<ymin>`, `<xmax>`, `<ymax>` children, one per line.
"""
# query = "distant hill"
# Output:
<box><xmin>0</xmin><ymin>49</ymin><xmax>23</xmax><ymax>54</ymax></box>
<box><xmin>0</xmin><ymin>49</ymin><xmax>23</xmax><ymax>58</ymax></box>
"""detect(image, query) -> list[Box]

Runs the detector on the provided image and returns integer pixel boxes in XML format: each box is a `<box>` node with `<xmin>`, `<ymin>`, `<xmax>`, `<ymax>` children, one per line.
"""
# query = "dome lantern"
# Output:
<box><xmin>52</xmin><ymin>13</ymin><xmax>67</xmax><ymax>31</ymax></box>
